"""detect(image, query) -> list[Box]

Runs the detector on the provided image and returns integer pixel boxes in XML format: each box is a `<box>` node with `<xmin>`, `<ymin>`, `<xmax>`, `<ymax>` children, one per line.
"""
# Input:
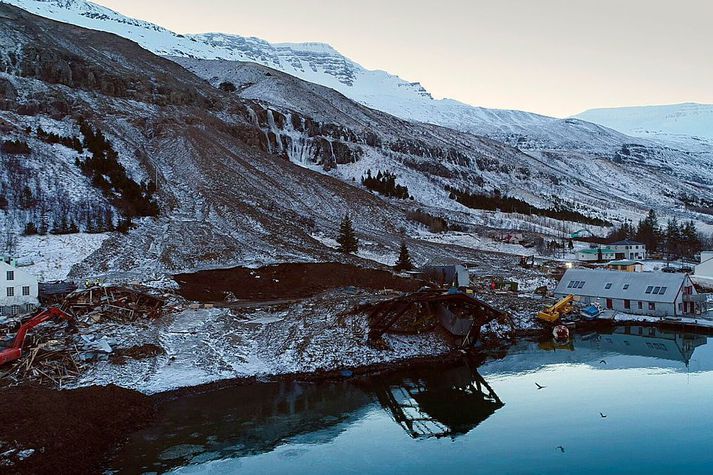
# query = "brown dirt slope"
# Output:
<box><xmin>174</xmin><ymin>262</ymin><xmax>422</xmax><ymax>301</ymax></box>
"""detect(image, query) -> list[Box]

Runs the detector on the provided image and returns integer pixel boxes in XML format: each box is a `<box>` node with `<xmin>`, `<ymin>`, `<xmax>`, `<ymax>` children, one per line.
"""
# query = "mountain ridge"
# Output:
<box><xmin>1</xmin><ymin>0</ymin><xmax>653</xmax><ymax>149</ymax></box>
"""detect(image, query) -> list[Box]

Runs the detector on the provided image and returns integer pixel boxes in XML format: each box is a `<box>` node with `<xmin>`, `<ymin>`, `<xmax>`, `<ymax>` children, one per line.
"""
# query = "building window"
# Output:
<box><xmin>6</xmin><ymin>287</ymin><xmax>14</xmax><ymax>297</ymax></box>
<box><xmin>623</xmin><ymin>284</ymin><xmax>630</xmax><ymax>290</ymax></box>
<box><xmin>6</xmin><ymin>271</ymin><xmax>13</xmax><ymax>281</ymax></box>
<box><xmin>645</xmin><ymin>286</ymin><xmax>653</xmax><ymax>294</ymax></box>
<box><xmin>577</xmin><ymin>281</ymin><xmax>585</xmax><ymax>288</ymax></box>
<box><xmin>659</xmin><ymin>287</ymin><xmax>667</xmax><ymax>295</ymax></box>
<box><xmin>605</xmin><ymin>283</ymin><xmax>612</xmax><ymax>289</ymax></box>
<box><xmin>567</xmin><ymin>281</ymin><xmax>574</xmax><ymax>288</ymax></box>
<box><xmin>624</xmin><ymin>300</ymin><xmax>631</xmax><ymax>309</ymax></box>
<box><xmin>653</xmin><ymin>286</ymin><xmax>661</xmax><ymax>294</ymax></box>
<box><xmin>22</xmin><ymin>286</ymin><xmax>30</xmax><ymax>296</ymax></box>
<box><xmin>649</xmin><ymin>302</ymin><xmax>656</xmax><ymax>311</ymax></box>
<box><xmin>638</xmin><ymin>302</ymin><xmax>643</xmax><ymax>309</ymax></box>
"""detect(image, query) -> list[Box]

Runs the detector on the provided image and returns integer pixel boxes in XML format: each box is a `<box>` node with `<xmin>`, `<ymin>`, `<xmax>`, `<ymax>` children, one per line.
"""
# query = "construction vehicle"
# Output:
<box><xmin>519</xmin><ymin>255</ymin><xmax>535</xmax><ymax>269</ymax></box>
<box><xmin>537</xmin><ymin>294</ymin><xmax>574</xmax><ymax>323</ymax></box>
<box><xmin>0</xmin><ymin>307</ymin><xmax>74</xmax><ymax>366</ymax></box>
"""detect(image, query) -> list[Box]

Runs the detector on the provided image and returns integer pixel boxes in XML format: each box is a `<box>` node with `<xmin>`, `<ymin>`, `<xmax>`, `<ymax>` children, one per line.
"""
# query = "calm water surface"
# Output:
<box><xmin>109</xmin><ymin>326</ymin><xmax>713</xmax><ymax>474</ymax></box>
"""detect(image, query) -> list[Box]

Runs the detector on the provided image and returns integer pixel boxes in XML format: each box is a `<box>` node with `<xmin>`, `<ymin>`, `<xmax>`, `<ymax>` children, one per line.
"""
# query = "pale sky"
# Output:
<box><xmin>96</xmin><ymin>0</ymin><xmax>713</xmax><ymax>117</ymax></box>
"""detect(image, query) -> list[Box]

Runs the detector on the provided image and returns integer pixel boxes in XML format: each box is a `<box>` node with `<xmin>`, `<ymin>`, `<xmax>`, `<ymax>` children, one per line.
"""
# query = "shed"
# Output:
<box><xmin>554</xmin><ymin>268</ymin><xmax>701</xmax><ymax>317</ymax></box>
<box><xmin>421</xmin><ymin>259</ymin><xmax>470</xmax><ymax>288</ymax></box>
<box><xmin>606</xmin><ymin>260</ymin><xmax>644</xmax><ymax>273</ymax></box>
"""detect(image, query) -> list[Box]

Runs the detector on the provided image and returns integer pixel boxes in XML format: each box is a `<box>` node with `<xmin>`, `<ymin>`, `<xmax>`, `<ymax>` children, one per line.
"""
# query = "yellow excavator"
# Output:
<box><xmin>537</xmin><ymin>294</ymin><xmax>574</xmax><ymax>323</ymax></box>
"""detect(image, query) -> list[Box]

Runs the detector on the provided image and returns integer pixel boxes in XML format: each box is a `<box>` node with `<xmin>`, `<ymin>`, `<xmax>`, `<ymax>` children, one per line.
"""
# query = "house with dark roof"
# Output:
<box><xmin>555</xmin><ymin>268</ymin><xmax>701</xmax><ymax>317</ymax></box>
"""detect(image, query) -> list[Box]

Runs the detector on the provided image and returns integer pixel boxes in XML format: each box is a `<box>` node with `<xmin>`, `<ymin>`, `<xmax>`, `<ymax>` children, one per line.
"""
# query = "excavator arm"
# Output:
<box><xmin>0</xmin><ymin>307</ymin><xmax>74</xmax><ymax>366</ymax></box>
<box><xmin>537</xmin><ymin>295</ymin><xmax>574</xmax><ymax>323</ymax></box>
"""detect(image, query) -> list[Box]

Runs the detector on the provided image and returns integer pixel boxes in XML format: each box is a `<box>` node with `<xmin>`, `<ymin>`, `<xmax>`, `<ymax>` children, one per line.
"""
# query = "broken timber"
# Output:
<box><xmin>367</xmin><ymin>289</ymin><xmax>511</xmax><ymax>346</ymax></box>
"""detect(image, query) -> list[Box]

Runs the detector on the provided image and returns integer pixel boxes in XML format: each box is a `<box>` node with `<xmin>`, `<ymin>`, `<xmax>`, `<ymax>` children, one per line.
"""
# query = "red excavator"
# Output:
<box><xmin>0</xmin><ymin>307</ymin><xmax>74</xmax><ymax>366</ymax></box>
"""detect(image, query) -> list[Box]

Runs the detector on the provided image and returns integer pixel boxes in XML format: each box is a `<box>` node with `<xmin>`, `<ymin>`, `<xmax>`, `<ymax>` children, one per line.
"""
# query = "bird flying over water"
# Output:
<box><xmin>600</xmin><ymin>412</ymin><xmax>607</xmax><ymax>418</ymax></box>
<box><xmin>600</xmin><ymin>360</ymin><xmax>607</xmax><ymax>364</ymax></box>
<box><xmin>535</xmin><ymin>382</ymin><xmax>546</xmax><ymax>390</ymax></box>
<box><xmin>556</xmin><ymin>446</ymin><xmax>565</xmax><ymax>453</ymax></box>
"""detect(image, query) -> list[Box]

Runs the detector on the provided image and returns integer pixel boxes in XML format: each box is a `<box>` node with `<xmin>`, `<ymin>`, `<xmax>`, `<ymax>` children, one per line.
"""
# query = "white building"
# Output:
<box><xmin>609</xmin><ymin>240</ymin><xmax>647</xmax><ymax>260</ymax></box>
<box><xmin>576</xmin><ymin>240</ymin><xmax>647</xmax><ymax>262</ymax></box>
<box><xmin>0</xmin><ymin>257</ymin><xmax>39</xmax><ymax>316</ymax></box>
<box><xmin>555</xmin><ymin>268</ymin><xmax>701</xmax><ymax>318</ymax></box>
<box><xmin>695</xmin><ymin>251</ymin><xmax>713</xmax><ymax>280</ymax></box>
<box><xmin>576</xmin><ymin>246</ymin><xmax>618</xmax><ymax>262</ymax></box>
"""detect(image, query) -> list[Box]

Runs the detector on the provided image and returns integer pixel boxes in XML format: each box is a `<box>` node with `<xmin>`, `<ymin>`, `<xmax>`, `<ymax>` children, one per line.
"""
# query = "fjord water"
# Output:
<box><xmin>110</xmin><ymin>327</ymin><xmax>713</xmax><ymax>474</ymax></box>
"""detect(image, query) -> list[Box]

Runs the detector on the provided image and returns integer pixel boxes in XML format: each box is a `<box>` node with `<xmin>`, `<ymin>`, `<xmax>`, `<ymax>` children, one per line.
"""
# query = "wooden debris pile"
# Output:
<box><xmin>0</xmin><ymin>322</ymin><xmax>83</xmax><ymax>387</ymax></box>
<box><xmin>1</xmin><ymin>286</ymin><xmax>167</xmax><ymax>387</ymax></box>
<box><xmin>64</xmin><ymin>286</ymin><xmax>164</xmax><ymax>323</ymax></box>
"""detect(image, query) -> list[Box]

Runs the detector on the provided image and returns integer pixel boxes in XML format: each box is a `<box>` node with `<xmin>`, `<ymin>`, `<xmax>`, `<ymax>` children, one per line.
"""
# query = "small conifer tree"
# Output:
<box><xmin>337</xmin><ymin>214</ymin><xmax>359</xmax><ymax>254</ymax></box>
<box><xmin>395</xmin><ymin>240</ymin><xmax>414</xmax><ymax>272</ymax></box>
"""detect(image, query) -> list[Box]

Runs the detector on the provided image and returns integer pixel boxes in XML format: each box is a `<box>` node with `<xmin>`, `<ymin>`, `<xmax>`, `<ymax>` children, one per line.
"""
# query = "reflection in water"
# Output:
<box><xmin>110</xmin><ymin>380</ymin><xmax>374</xmax><ymax>473</ymax></box>
<box><xmin>109</xmin><ymin>326</ymin><xmax>713</xmax><ymax>474</ymax></box>
<box><xmin>372</xmin><ymin>364</ymin><xmax>503</xmax><ymax>439</ymax></box>
<box><xmin>110</xmin><ymin>363</ymin><xmax>502</xmax><ymax>473</ymax></box>
<box><xmin>578</xmin><ymin>326</ymin><xmax>707</xmax><ymax>365</ymax></box>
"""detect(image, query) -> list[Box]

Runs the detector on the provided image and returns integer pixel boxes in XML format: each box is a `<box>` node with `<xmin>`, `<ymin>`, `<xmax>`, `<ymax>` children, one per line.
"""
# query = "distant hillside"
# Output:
<box><xmin>576</xmin><ymin>102</ymin><xmax>713</xmax><ymax>143</ymax></box>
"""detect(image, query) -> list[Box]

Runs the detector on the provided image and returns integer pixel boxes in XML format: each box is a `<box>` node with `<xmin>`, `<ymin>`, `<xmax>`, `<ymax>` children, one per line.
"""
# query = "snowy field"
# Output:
<box><xmin>14</xmin><ymin>233</ymin><xmax>110</xmax><ymax>282</ymax></box>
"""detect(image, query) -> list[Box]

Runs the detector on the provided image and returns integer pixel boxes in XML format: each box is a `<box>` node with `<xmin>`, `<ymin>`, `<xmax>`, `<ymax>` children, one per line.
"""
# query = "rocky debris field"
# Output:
<box><xmin>72</xmin><ymin>288</ymin><xmax>453</xmax><ymax>394</ymax></box>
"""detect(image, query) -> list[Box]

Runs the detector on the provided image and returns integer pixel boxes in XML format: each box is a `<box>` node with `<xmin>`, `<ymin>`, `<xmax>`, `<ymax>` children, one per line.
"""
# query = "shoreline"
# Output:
<box><xmin>3</xmin><ymin>315</ymin><xmax>708</xmax><ymax>473</ymax></box>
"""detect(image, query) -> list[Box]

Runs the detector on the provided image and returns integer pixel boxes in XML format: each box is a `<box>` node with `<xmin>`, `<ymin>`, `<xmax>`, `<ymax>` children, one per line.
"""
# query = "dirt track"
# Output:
<box><xmin>0</xmin><ymin>384</ymin><xmax>154</xmax><ymax>474</ymax></box>
<box><xmin>174</xmin><ymin>262</ymin><xmax>423</xmax><ymax>302</ymax></box>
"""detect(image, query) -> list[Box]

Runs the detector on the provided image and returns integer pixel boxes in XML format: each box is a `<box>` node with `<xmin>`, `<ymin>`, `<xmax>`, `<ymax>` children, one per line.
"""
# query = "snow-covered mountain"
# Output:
<box><xmin>2</xmin><ymin>0</ymin><xmax>663</xmax><ymax>151</ymax></box>
<box><xmin>2</xmin><ymin>2</ymin><xmax>713</xmax><ymax>280</ymax></box>
<box><xmin>575</xmin><ymin>103</ymin><xmax>713</xmax><ymax>143</ymax></box>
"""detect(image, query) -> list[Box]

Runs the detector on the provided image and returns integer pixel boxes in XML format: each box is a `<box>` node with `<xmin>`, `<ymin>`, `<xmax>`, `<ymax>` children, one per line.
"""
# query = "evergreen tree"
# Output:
<box><xmin>635</xmin><ymin>209</ymin><xmax>660</xmax><ymax>253</ymax></box>
<box><xmin>38</xmin><ymin>216</ymin><xmax>49</xmax><ymax>235</ymax></box>
<box><xmin>23</xmin><ymin>222</ymin><xmax>38</xmax><ymax>236</ymax></box>
<box><xmin>117</xmin><ymin>216</ymin><xmax>133</xmax><ymax>234</ymax></box>
<box><xmin>336</xmin><ymin>214</ymin><xmax>359</xmax><ymax>254</ymax></box>
<box><xmin>395</xmin><ymin>240</ymin><xmax>414</xmax><ymax>272</ymax></box>
<box><xmin>664</xmin><ymin>218</ymin><xmax>682</xmax><ymax>258</ymax></box>
<box><xmin>681</xmin><ymin>220</ymin><xmax>701</xmax><ymax>258</ymax></box>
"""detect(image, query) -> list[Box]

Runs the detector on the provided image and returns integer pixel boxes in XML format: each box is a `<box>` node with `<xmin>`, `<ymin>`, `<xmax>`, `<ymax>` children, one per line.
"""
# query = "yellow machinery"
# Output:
<box><xmin>537</xmin><ymin>294</ymin><xmax>574</xmax><ymax>323</ymax></box>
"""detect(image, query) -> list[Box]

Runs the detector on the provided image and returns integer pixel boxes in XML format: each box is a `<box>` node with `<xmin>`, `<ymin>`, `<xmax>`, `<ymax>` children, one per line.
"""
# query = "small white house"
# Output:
<box><xmin>0</xmin><ymin>257</ymin><xmax>39</xmax><ymax>316</ymax></box>
<box><xmin>576</xmin><ymin>247</ymin><xmax>618</xmax><ymax>262</ymax></box>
